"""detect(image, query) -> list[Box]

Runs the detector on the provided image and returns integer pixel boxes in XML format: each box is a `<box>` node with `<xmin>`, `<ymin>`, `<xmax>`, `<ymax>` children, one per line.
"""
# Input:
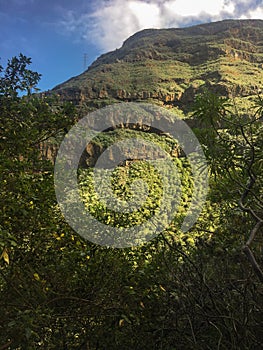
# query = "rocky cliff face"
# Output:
<box><xmin>45</xmin><ymin>19</ymin><xmax>263</xmax><ymax>167</ymax></box>
<box><xmin>52</xmin><ymin>19</ymin><xmax>263</xmax><ymax>115</ymax></box>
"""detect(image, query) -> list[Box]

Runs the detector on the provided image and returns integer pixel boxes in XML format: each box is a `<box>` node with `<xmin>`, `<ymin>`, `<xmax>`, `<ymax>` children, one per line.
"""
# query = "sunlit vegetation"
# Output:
<box><xmin>0</xmin><ymin>53</ymin><xmax>262</xmax><ymax>349</ymax></box>
<box><xmin>53</xmin><ymin>20</ymin><xmax>263</xmax><ymax>118</ymax></box>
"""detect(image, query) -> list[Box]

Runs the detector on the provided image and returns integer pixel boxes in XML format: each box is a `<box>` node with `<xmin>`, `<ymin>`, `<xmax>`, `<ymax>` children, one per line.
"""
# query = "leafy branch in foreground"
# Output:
<box><xmin>192</xmin><ymin>90</ymin><xmax>263</xmax><ymax>282</ymax></box>
<box><xmin>0</xmin><ymin>53</ymin><xmax>41</xmax><ymax>97</ymax></box>
<box><xmin>1</xmin><ymin>54</ymin><xmax>263</xmax><ymax>348</ymax></box>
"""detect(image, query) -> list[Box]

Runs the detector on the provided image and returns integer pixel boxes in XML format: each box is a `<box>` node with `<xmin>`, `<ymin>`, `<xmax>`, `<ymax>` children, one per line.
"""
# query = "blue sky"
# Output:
<box><xmin>0</xmin><ymin>0</ymin><xmax>262</xmax><ymax>92</ymax></box>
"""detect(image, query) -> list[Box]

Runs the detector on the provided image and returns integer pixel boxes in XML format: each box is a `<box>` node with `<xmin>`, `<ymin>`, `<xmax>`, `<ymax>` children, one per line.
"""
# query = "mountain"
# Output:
<box><xmin>52</xmin><ymin>19</ymin><xmax>263</xmax><ymax>116</ymax></box>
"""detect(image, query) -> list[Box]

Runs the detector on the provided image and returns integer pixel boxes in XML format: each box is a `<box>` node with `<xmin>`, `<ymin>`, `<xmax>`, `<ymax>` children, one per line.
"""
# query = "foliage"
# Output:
<box><xmin>192</xmin><ymin>89</ymin><xmax>263</xmax><ymax>281</ymax></box>
<box><xmin>78</xmin><ymin>157</ymin><xmax>195</xmax><ymax>239</ymax></box>
<box><xmin>0</xmin><ymin>53</ymin><xmax>41</xmax><ymax>97</ymax></box>
<box><xmin>0</xmin><ymin>55</ymin><xmax>78</xmax><ymax>347</ymax></box>
<box><xmin>0</xmin><ymin>56</ymin><xmax>262</xmax><ymax>349</ymax></box>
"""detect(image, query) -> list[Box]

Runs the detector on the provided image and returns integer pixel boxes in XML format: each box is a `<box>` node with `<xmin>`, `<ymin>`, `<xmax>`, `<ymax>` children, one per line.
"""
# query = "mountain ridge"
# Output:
<box><xmin>52</xmin><ymin>19</ymin><xmax>263</xmax><ymax>115</ymax></box>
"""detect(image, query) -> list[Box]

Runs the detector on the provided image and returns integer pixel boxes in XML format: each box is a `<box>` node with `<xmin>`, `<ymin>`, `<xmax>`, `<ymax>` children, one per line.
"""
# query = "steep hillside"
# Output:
<box><xmin>52</xmin><ymin>19</ymin><xmax>263</xmax><ymax>115</ymax></box>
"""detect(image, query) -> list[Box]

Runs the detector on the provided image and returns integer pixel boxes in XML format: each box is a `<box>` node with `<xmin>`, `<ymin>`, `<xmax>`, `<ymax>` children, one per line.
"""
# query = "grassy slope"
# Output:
<box><xmin>53</xmin><ymin>20</ymin><xmax>263</xmax><ymax>115</ymax></box>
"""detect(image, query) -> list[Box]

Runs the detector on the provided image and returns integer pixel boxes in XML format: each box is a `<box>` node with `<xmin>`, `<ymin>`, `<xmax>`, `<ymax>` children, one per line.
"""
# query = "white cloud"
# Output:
<box><xmin>242</xmin><ymin>5</ymin><xmax>263</xmax><ymax>20</ymax></box>
<box><xmin>59</xmin><ymin>0</ymin><xmax>263</xmax><ymax>52</ymax></box>
<box><xmin>128</xmin><ymin>1</ymin><xmax>161</xmax><ymax>28</ymax></box>
<box><xmin>163</xmin><ymin>0</ymin><xmax>231</xmax><ymax>17</ymax></box>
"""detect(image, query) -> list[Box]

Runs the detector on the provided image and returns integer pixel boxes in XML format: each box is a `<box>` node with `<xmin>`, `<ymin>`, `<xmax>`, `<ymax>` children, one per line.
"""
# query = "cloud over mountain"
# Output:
<box><xmin>60</xmin><ymin>0</ymin><xmax>263</xmax><ymax>52</ymax></box>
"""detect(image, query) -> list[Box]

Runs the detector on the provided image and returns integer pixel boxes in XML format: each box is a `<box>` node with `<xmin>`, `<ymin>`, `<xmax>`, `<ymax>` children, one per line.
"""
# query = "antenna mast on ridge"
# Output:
<box><xmin>83</xmin><ymin>53</ymin><xmax>88</xmax><ymax>71</ymax></box>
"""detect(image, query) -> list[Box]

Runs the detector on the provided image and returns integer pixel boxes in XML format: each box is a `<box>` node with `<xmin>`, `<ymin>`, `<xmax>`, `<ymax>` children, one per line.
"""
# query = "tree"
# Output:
<box><xmin>0</xmin><ymin>53</ymin><xmax>41</xmax><ymax>97</ymax></box>
<box><xmin>192</xmin><ymin>90</ymin><xmax>263</xmax><ymax>282</ymax></box>
<box><xmin>0</xmin><ymin>56</ymin><xmax>262</xmax><ymax>348</ymax></box>
<box><xmin>0</xmin><ymin>55</ymin><xmax>78</xmax><ymax>348</ymax></box>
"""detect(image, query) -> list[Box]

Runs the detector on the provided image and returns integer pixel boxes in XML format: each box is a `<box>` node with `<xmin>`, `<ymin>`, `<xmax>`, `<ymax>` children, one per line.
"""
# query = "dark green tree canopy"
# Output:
<box><xmin>0</xmin><ymin>53</ymin><xmax>41</xmax><ymax>97</ymax></box>
<box><xmin>0</xmin><ymin>55</ymin><xmax>262</xmax><ymax>349</ymax></box>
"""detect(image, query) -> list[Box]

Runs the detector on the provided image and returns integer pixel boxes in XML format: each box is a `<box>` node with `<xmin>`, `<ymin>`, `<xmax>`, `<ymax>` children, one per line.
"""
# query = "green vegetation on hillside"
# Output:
<box><xmin>1</xmin><ymin>50</ymin><xmax>263</xmax><ymax>349</ymax></box>
<box><xmin>53</xmin><ymin>20</ymin><xmax>263</xmax><ymax>116</ymax></box>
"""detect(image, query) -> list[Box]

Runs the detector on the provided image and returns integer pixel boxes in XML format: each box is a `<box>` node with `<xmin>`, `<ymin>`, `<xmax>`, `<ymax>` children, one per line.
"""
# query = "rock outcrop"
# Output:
<box><xmin>47</xmin><ymin>19</ymin><xmax>263</xmax><ymax>166</ymax></box>
<box><xmin>51</xmin><ymin>19</ymin><xmax>263</xmax><ymax>115</ymax></box>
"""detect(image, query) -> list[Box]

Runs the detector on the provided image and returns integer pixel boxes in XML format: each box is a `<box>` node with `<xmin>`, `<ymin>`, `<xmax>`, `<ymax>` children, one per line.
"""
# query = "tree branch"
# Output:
<box><xmin>242</xmin><ymin>245</ymin><xmax>263</xmax><ymax>283</ymax></box>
